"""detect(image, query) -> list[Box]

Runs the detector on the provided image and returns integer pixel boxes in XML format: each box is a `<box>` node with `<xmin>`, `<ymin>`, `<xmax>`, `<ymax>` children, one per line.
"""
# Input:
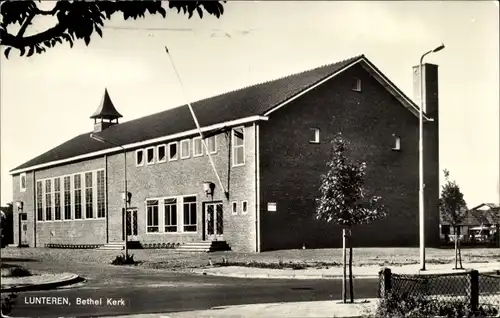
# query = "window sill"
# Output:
<box><xmin>391</xmin><ymin>148</ymin><xmax>401</xmax><ymax>152</ymax></box>
<box><xmin>309</xmin><ymin>141</ymin><xmax>320</xmax><ymax>144</ymax></box>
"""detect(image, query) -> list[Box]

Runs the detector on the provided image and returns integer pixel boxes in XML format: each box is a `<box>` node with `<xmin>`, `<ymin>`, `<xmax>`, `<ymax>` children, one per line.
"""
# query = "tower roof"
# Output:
<box><xmin>90</xmin><ymin>88</ymin><xmax>123</xmax><ymax>120</ymax></box>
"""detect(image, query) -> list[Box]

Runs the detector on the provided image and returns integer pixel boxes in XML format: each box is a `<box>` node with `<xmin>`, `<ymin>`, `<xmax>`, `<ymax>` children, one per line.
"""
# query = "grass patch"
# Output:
<box><xmin>216</xmin><ymin>260</ymin><xmax>308</xmax><ymax>270</ymax></box>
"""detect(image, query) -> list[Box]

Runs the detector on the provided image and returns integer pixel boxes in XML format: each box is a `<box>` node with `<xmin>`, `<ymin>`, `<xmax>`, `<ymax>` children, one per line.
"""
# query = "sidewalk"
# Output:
<box><xmin>109</xmin><ymin>299</ymin><xmax>380</xmax><ymax>318</ymax></box>
<box><xmin>1</xmin><ymin>272</ymin><xmax>82</xmax><ymax>292</ymax></box>
<box><xmin>192</xmin><ymin>262</ymin><xmax>500</xmax><ymax>279</ymax></box>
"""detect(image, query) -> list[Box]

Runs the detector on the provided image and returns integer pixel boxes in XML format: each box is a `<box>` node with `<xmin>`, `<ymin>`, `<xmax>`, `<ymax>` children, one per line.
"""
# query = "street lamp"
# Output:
<box><xmin>90</xmin><ymin>133</ymin><xmax>129</xmax><ymax>259</ymax></box>
<box><xmin>419</xmin><ymin>43</ymin><xmax>445</xmax><ymax>271</ymax></box>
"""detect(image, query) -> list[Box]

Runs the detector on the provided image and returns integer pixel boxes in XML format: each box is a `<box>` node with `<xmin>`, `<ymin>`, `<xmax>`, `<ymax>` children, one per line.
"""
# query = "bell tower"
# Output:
<box><xmin>90</xmin><ymin>88</ymin><xmax>123</xmax><ymax>133</ymax></box>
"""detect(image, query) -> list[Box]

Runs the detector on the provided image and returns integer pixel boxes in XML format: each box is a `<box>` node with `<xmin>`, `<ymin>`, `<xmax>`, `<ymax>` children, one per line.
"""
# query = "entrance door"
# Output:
<box><xmin>126</xmin><ymin>209</ymin><xmax>138</xmax><ymax>241</ymax></box>
<box><xmin>19</xmin><ymin>213</ymin><xmax>28</xmax><ymax>246</ymax></box>
<box><xmin>205</xmin><ymin>202</ymin><xmax>223</xmax><ymax>241</ymax></box>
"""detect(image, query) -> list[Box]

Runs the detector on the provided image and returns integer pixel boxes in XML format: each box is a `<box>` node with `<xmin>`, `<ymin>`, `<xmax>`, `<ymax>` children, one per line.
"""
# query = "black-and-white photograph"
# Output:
<box><xmin>1</xmin><ymin>1</ymin><xmax>499</xmax><ymax>317</ymax></box>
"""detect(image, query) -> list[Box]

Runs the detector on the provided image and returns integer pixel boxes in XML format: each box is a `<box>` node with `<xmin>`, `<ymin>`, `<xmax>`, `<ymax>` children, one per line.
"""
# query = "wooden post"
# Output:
<box><xmin>342</xmin><ymin>228</ymin><xmax>347</xmax><ymax>303</ymax></box>
<box><xmin>349</xmin><ymin>245</ymin><xmax>354</xmax><ymax>303</ymax></box>
<box><xmin>380</xmin><ymin>268</ymin><xmax>392</xmax><ymax>298</ymax></box>
<box><xmin>470</xmin><ymin>270</ymin><xmax>479</xmax><ymax>312</ymax></box>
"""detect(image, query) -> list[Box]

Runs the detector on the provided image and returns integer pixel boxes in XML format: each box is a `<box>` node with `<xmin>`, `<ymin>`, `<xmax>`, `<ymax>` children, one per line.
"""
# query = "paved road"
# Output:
<box><xmin>4</xmin><ymin>258</ymin><xmax>379</xmax><ymax>317</ymax></box>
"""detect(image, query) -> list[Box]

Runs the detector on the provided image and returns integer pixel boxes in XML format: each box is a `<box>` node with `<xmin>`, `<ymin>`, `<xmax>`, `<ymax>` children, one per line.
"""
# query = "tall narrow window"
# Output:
<box><xmin>310</xmin><ymin>128</ymin><xmax>320</xmax><ymax>144</ymax></box>
<box><xmin>157</xmin><ymin>144</ymin><xmax>166</xmax><ymax>163</ymax></box>
<box><xmin>20</xmin><ymin>173</ymin><xmax>27</xmax><ymax>192</ymax></box>
<box><xmin>54</xmin><ymin>178</ymin><xmax>61</xmax><ymax>220</ymax></box>
<box><xmin>232</xmin><ymin>127</ymin><xmax>245</xmax><ymax>166</ymax></box>
<box><xmin>193</xmin><ymin>137</ymin><xmax>203</xmax><ymax>157</ymax></box>
<box><xmin>64</xmin><ymin>176</ymin><xmax>71</xmax><ymax>220</ymax></box>
<box><xmin>352</xmin><ymin>77</ymin><xmax>362</xmax><ymax>92</ymax></box>
<box><xmin>206</xmin><ymin>136</ymin><xmax>217</xmax><ymax>154</ymax></box>
<box><xmin>74</xmin><ymin>174</ymin><xmax>82</xmax><ymax>219</ymax></box>
<box><xmin>146</xmin><ymin>200</ymin><xmax>159</xmax><ymax>232</ymax></box>
<box><xmin>97</xmin><ymin>170</ymin><xmax>105</xmax><ymax>218</ymax></box>
<box><xmin>392</xmin><ymin>135</ymin><xmax>401</xmax><ymax>151</ymax></box>
<box><xmin>183</xmin><ymin>196</ymin><xmax>197</xmax><ymax>232</ymax></box>
<box><xmin>180</xmin><ymin>139</ymin><xmax>190</xmax><ymax>159</ymax></box>
<box><xmin>164</xmin><ymin>198</ymin><xmax>177</xmax><ymax>232</ymax></box>
<box><xmin>146</xmin><ymin>147</ymin><xmax>155</xmax><ymax>165</ymax></box>
<box><xmin>136</xmin><ymin>149</ymin><xmax>144</xmax><ymax>166</ymax></box>
<box><xmin>232</xmin><ymin>201</ymin><xmax>238</xmax><ymax>215</ymax></box>
<box><xmin>85</xmin><ymin>172</ymin><xmax>93</xmax><ymax>218</ymax></box>
<box><xmin>45</xmin><ymin>180</ymin><xmax>52</xmax><ymax>221</ymax></box>
<box><xmin>242</xmin><ymin>201</ymin><xmax>248</xmax><ymax>214</ymax></box>
<box><xmin>36</xmin><ymin>181</ymin><xmax>43</xmax><ymax>221</ymax></box>
<box><xmin>168</xmin><ymin>142</ymin><xmax>178</xmax><ymax>161</ymax></box>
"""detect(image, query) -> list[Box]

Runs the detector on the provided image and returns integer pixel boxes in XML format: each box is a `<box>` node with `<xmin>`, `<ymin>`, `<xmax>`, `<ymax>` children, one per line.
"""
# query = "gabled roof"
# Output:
<box><xmin>471</xmin><ymin>203</ymin><xmax>500</xmax><ymax>211</ymax></box>
<box><xmin>90</xmin><ymin>88</ymin><xmax>123</xmax><ymax>120</ymax></box>
<box><xmin>10</xmin><ymin>55</ymin><xmax>431</xmax><ymax>174</ymax></box>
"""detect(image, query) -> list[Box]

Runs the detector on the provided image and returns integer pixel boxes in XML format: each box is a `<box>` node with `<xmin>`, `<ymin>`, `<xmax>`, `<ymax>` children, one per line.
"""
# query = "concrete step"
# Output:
<box><xmin>177</xmin><ymin>241</ymin><xmax>231</xmax><ymax>253</ymax></box>
<box><xmin>98</xmin><ymin>242</ymin><xmax>125</xmax><ymax>250</ymax></box>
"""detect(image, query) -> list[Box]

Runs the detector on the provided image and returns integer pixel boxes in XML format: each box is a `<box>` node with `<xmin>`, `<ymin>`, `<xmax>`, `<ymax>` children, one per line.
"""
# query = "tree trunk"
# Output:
<box><xmin>342</xmin><ymin>228</ymin><xmax>347</xmax><ymax>303</ymax></box>
<box><xmin>454</xmin><ymin>226</ymin><xmax>458</xmax><ymax>269</ymax></box>
<box><xmin>458</xmin><ymin>234</ymin><xmax>463</xmax><ymax>269</ymax></box>
<box><xmin>349</xmin><ymin>244</ymin><xmax>354</xmax><ymax>303</ymax></box>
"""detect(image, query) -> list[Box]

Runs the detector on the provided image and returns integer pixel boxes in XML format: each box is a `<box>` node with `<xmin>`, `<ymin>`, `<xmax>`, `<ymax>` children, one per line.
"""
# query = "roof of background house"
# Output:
<box><xmin>441</xmin><ymin>208</ymin><xmax>500</xmax><ymax>226</ymax></box>
<box><xmin>10</xmin><ymin>54</ymin><xmax>427</xmax><ymax>174</ymax></box>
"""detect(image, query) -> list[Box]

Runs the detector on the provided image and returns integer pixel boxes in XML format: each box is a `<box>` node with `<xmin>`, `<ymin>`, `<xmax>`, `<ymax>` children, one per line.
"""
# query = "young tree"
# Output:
<box><xmin>0</xmin><ymin>0</ymin><xmax>225</xmax><ymax>58</ymax></box>
<box><xmin>315</xmin><ymin>136</ymin><xmax>386</xmax><ymax>303</ymax></box>
<box><xmin>439</xmin><ymin>169</ymin><xmax>467</xmax><ymax>269</ymax></box>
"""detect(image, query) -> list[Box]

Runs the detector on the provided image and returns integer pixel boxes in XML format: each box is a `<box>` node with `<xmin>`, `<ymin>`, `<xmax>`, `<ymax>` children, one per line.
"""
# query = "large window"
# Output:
<box><xmin>36</xmin><ymin>181</ymin><xmax>43</xmax><ymax>221</ymax></box>
<box><xmin>164</xmin><ymin>198</ymin><xmax>177</xmax><ymax>232</ymax></box>
<box><xmin>180</xmin><ymin>139</ymin><xmax>190</xmax><ymax>159</ymax></box>
<box><xmin>74</xmin><ymin>174</ymin><xmax>82</xmax><ymax>219</ymax></box>
<box><xmin>206</xmin><ymin>136</ymin><xmax>217</xmax><ymax>154</ymax></box>
<box><xmin>232</xmin><ymin>127</ymin><xmax>245</xmax><ymax>166</ymax></box>
<box><xmin>168</xmin><ymin>142</ymin><xmax>178</xmax><ymax>161</ymax></box>
<box><xmin>192</xmin><ymin>137</ymin><xmax>203</xmax><ymax>157</ymax></box>
<box><xmin>146</xmin><ymin>200</ymin><xmax>159</xmax><ymax>232</ymax></box>
<box><xmin>97</xmin><ymin>170</ymin><xmax>105</xmax><ymax>218</ymax></box>
<box><xmin>85</xmin><ymin>172</ymin><xmax>93</xmax><ymax>218</ymax></box>
<box><xmin>45</xmin><ymin>180</ymin><xmax>52</xmax><ymax>221</ymax></box>
<box><xmin>54</xmin><ymin>178</ymin><xmax>61</xmax><ymax>220</ymax></box>
<box><xmin>64</xmin><ymin>176</ymin><xmax>71</xmax><ymax>220</ymax></box>
<box><xmin>183</xmin><ymin>196</ymin><xmax>197</xmax><ymax>232</ymax></box>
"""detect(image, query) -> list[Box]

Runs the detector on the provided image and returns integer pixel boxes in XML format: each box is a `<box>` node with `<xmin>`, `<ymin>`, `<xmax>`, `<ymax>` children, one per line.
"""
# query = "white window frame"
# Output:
<box><xmin>36</xmin><ymin>180</ymin><xmax>43</xmax><ymax>222</ymax></box>
<box><xmin>182</xmin><ymin>195</ymin><xmax>197</xmax><ymax>232</ymax></box>
<box><xmin>310</xmin><ymin>128</ymin><xmax>320</xmax><ymax>144</ymax></box>
<box><xmin>180</xmin><ymin>139</ymin><xmax>191</xmax><ymax>159</ymax></box>
<box><xmin>352</xmin><ymin>77</ymin><xmax>362</xmax><ymax>92</ymax></box>
<box><xmin>241</xmin><ymin>200</ymin><xmax>248</xmax><ymax>215</ymax></box>
<box><xmin>20</xmin><ymin>173</ymin><xmax>27</xmax><ymax>192</ymax></box>
<box><xmin>192</xmin><ymin>137</ymin><xmax>203</xmax><ymax>157</ymax></box>
<box><xmin>54</xmin><ymin>177</ymin><xmax>62</xmax><ymax>221</ymax></box>
<box><xmin>205</xmin><ymin>135</ymin><xmax>218</xmax><ymax>155</ymax></box>
<box><xmin>135</xmin><ymin>149</ymin><xmax>145</xmax><ymax>167</ymax></box>
<box><xmin>164</xmin><ymin>197</ymin><xmax>178</xmax><ymax>233</ymax></box>
<box><xmin>232</xmin><ymin>126</ymin><xmax>245</xmax><ymax>167</ymax></box>
<box><xmin>392</xmin><ymin>135</ymin><xmax>401</xmax><ymax>151</ymax></box>
<box><xmin>146</xmin><ymin>146</ymin><xmax>155</xmax><ymax>165</ymax></box>
<box><xmin>231</xmin><ymin>201</ymin><xmax>238</xmax><ymax>215</ymax></box>
<box><xmin>168</xmin><ymin>142</ymin><xmax>178</xmax><ymax>161</ymax></box>
<box><xmin>157</xmin><ymin>144</ymin><xmax>167</xmax><ymax>163</ymax></box>
<box><xmin>146</xmin><ymin>199</ymin><xmax>160</xmax><ymax>233</ymax></box>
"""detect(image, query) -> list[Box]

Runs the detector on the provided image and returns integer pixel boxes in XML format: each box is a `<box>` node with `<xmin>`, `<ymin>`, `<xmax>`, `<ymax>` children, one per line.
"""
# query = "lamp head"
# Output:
<box><xmin>432</xmin><ymin>43</ymin><xmax>445</xmax><ymax>53</ymax></box>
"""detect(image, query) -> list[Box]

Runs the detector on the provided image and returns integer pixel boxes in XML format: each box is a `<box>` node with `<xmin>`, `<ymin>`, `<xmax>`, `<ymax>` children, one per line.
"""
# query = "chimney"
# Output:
<box><xmin>412</xmin><ymin>63</ymin><xmax>439</xmax><ymax>119</ymax></box>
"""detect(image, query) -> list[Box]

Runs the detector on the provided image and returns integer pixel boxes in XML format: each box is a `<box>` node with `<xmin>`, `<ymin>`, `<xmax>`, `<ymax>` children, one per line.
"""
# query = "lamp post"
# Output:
<box><xmin>419</xmin><ymin>43</ymin><xmax>445</xmax><ymax>271</ymax></box>
<box><xmin>90</xmin><ymin>133</ymin><xmax>128</xmax><ymax>258</ymax></box>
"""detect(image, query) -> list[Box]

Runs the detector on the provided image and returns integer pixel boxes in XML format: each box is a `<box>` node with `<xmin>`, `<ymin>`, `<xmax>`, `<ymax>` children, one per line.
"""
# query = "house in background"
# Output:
<box><xmin>440</xmin><ymin>203</ymin><xmax>500</xmax><ymax>246</ymax></box>
<box><xmin>10</xmin><ymin>54</ymin><xmax>440</xmax><ymax>252</ymax></box>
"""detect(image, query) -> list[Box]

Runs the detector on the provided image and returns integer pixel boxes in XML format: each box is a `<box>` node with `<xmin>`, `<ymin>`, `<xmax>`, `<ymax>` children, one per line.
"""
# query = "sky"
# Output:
<box><xmin>1</xmin><ymin>1</ymin><xmax>499</xmax><ymax>208</ymax></box>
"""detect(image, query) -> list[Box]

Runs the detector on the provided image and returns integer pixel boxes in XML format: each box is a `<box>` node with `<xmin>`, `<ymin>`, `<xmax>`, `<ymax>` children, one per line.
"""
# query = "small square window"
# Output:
<box><xmin>232</xmin><ymin>201</ymin><xmax>238</xmax><ymax>215</ymax></box>
<box><xmin>136</xmin><ymin>149</ymin><xmax>144</xmax><ymax>166</ymax></box>
<box><xmin>310</xmin><ymin>128</ymin><xmax>320</xmax><ymax>144</ymax></box>
<box><xmin>157</xmin><ymin>144</ymin><xmax>166</xmax><ymax>163</ymax></box>
<box><xmin>352</xmin><ymin>77</ymin><xmax>361</xmax><ymax>92</ymax></box>
<box><xmin>146</xmin><ymin>147</ymin><xmax>155</xmax><ymax>165</ymax></box>
<box><xmin>241</xmin><ymin>201</ymin><xmax>248</xmax><ymax>214</ymax></box>
<box><xmin>180</xmin><ymin>139</ymin><xmax>191</xmax><ymax>159</ymax></box>
<box><xmin>20</xmin><ymin>173</ymin><xmax>27</xmax><ymax>192</ymax></box>
<box><xmin>392</xmin><ymin>135</ymin><xmax>401</xmax><ymax>151</ymax></box>
<box><xmin>193</xmin><ymin>137</ymin><xmax>203</xmax><ymax>157</ymax></box>
<box><xmin>168</xmin><ymin>142</ymin><xmax>178</xmax><ymax>161</ymax></box>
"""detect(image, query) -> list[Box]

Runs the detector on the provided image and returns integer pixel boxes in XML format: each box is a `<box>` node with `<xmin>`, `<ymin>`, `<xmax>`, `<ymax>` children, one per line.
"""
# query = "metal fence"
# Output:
<box><xmin>378</xmin><ymin>268</ymin><xmax>500</xmax><ymax>312</ymax></box>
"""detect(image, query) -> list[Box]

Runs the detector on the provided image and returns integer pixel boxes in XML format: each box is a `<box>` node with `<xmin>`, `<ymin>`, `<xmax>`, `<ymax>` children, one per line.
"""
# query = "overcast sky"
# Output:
<box><xmin>1</xmin><ymin>1</ymin><xmax>499</xmax><ymax>207</ymax></box>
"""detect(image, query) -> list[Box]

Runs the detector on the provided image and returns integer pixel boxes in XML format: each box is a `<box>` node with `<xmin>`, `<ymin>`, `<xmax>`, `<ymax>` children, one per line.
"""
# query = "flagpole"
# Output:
<box><xmin>164</xmin><ymin>46</ymin><xmax>228</xmax><ymax>198</ymax></box>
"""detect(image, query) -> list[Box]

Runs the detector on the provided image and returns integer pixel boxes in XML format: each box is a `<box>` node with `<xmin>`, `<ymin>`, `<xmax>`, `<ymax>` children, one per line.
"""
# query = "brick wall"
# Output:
<box><xmin>258</xmin><ymin>63</ymin><xmax>440</xmax><ymax>250</ymax></box>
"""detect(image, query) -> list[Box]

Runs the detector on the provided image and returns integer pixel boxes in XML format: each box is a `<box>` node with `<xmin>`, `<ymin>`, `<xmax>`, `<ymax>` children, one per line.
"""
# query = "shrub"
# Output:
<box><xmin>111</xmin><ymin>253</ymin><xmax>136</xmax><ymax>265</ymax></box>
<box><xmin>1</xmin><ymin>292</ymin><xmax>18</xmax><ymax>315</ymax></box>
<box><xmin>8</xmin><ymin>266</ymin><xmax>32</xmax><ymax>277</ymax></box>
<box><xmin>376</xmin><ymin>292</ymin><xmax>499</xmax><ymax>318</ymax></box>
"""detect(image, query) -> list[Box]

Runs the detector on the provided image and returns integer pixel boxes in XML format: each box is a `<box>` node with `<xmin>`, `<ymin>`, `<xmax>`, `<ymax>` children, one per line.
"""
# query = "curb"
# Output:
<box><xmin>197</xmin><ymin>271</ymin><xmax>378</xmax><ymax>280</ymax></box>
<box><xmin>1</xmin><ymin>274</ymin><xmax>84</xmax><ymax>293</ymax></box>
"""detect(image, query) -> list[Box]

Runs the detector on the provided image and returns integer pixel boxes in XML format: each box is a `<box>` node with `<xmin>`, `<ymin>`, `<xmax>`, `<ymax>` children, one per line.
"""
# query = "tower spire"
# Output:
<box><xmin>90</xmin><ymin>88</ymin><xmax>123</xmax><ymax>133</ymax></box>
